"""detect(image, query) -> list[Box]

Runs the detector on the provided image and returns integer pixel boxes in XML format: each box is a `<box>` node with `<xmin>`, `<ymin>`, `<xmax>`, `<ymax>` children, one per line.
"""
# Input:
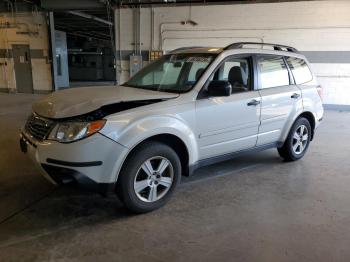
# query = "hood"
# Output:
<box><xmin>32</xmin><ymin>85</ymin><xmax>179</xmax><ymax>119</ymax></box>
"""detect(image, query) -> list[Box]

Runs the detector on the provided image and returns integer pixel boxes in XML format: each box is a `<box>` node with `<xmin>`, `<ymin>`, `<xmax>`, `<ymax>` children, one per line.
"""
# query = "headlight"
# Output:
<box><xmin>48</xmin><ymin>119</ymin><xmax>106</xmax><ymax>143</ymax></box>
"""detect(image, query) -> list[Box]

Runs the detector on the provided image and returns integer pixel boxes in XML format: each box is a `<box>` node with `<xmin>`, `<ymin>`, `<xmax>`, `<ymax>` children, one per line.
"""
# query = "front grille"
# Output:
<box><xmin>25</xmin><ymin>113</ymin><xmax>55</xmax><ymax>141</ymax></box>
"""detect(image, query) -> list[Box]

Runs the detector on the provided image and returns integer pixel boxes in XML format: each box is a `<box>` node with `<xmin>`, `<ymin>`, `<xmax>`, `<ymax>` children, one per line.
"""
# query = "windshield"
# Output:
<box><xmin>124</xmin><ymin>53</ymin><xmax>216</xmax><ymax>93</ymax></box>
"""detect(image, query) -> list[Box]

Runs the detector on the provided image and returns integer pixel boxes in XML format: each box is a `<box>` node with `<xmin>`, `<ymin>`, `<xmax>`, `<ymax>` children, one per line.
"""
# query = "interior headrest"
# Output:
<box><xmin>195</xmin><ymin>68</ymin><xmax>205</xmax><ymax>81</ymax></box>
<box><xmin>228</xmin><ymin>66</ymin><xmax>244</xmax><ymax>87</ymax></box>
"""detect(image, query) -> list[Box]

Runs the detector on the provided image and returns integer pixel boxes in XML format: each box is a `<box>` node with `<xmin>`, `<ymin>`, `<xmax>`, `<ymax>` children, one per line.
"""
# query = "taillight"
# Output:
<box><xmin>317</xmin><ymin>85</ymin><xmax>323</xmax><ymax>101</ymax></box>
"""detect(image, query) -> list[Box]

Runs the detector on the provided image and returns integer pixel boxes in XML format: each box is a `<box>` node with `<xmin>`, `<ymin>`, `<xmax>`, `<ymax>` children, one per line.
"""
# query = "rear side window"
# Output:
<box><xmin>258</xmin><ymin>56</ymin><xmax>290</xmax><ymax>89</ymax></box>
<box><xmin>286</xmin><ymin>57</ymin><xmax>313</xmax><ymax>84</ymax></box>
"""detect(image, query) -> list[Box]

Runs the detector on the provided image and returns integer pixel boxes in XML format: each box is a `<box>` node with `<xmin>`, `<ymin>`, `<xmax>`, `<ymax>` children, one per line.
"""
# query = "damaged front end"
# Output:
<box><xmin>58</xmin><ymin>99</ymin><xmax>167</xmax><ymax>122</ymax></box>
<box><xmin>24</xmin><ymin>99</ymin><xmax>167</xmax><ymax>144</ymax></box>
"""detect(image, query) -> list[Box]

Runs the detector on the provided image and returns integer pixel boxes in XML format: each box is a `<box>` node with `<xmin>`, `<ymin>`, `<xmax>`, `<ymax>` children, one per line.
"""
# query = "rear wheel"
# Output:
<box><xmin>116</xmin><ymin>141</ymin><xmax>181</xmax><ymax>213</ymax></box>
<box><xmin>277</xmin><ymin>117</ymin><xmax>312</xmax><ymax>161</ymax></box>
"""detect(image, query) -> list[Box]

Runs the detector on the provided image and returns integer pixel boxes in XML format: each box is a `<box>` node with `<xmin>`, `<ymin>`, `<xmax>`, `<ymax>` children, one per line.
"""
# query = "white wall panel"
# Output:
<box><xmin>115</xmin><ymin>1</ymin><xmax>350</xmax><ymax>105</ymax></box>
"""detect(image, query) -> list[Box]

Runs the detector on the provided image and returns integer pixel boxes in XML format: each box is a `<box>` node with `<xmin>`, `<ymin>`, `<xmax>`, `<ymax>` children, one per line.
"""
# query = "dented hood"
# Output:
<box><xmin>33</xmin><ymin>85</ymin><xmax>179</xmax><ymax>119</ymax></box>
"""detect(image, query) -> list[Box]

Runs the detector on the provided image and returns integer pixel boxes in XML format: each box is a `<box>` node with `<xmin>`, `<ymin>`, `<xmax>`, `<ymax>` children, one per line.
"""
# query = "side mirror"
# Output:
<box><xmin>207</xmin><ymin>80</ymin><xmax>232</xmax><ymax>97</ymax></box>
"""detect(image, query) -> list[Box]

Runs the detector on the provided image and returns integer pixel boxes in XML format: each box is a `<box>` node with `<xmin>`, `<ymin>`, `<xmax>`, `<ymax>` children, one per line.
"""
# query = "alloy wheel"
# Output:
<box><xmin>133</xmin><ymin>156</ymin><xmax>174</xmax><ymax>203</ymax></box>
<box><xmin>292</xmin><ymin>124</ymin><xmax>309</xmax><ymax>155</ymax></box>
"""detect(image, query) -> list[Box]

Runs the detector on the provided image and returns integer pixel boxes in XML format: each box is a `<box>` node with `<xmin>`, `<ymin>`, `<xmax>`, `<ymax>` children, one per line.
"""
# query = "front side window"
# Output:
<box><xmin>125</xmin><ymin>53</ymin><xmax>216</xmax><ymax>93</ymax></box>
<box><xmin>286</xmin><ymin>57</ymin><xmax>313</xmax><ymax>84</ymax></box>
<box><xmin>210</xmin><ymin>56</ymin><xmax>251</xmax><ymax>93</ymax></box>
<box><xmin>258</xmin><ymin>56</ymin><xmax>290</xmax><ymax>89</ymax></box>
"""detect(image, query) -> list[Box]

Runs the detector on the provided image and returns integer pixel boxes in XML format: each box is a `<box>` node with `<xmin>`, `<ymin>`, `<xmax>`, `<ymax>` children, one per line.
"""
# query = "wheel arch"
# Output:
<box><xmin>116</xmin><ymin>133</ymin><xmax>191</xmax><ymax>185</ymax></box>
<box><xmin>279</xmin><ymin>110</ymin><xmax>316</xmax><ymax>145</ymax></box>
<box><xmin>298</xmin><ymin>111</ymin><xmax>316</xmax><ymax>140</ymax></box>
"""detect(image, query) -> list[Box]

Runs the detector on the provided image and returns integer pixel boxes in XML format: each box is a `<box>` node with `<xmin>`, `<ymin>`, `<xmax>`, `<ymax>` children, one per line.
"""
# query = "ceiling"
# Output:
<box><xmin>54</xmin><ymin>10</ymin><xmax>114</xmax><ymax>42</ymax></box>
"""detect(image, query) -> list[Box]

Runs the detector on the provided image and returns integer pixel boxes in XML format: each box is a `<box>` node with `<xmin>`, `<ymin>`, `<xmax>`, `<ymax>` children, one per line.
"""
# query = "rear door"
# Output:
<box><xmin>256</xmin><ymin>55</ymin><xmax>302</xmax><ymax>146</ymax></box>
<box><xmin>195</xmin><ymin>55</ymin><xmax>261</xmax><ymax>160</ymax></box>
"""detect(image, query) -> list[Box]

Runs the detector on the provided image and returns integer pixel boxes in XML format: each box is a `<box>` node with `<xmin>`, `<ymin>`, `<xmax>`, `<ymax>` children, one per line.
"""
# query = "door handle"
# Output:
<box><xmin>291</xmin><ymin>93</ymin><xmax>300</xmax><ymax>99</ymax></box>
<box><xmin>247</xmin><ymin>99</ymin><xmax>261</xmax><ymax>106</ymax></box>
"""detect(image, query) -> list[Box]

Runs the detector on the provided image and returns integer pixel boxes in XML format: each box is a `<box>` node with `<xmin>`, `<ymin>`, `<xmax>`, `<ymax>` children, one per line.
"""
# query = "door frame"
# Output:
<box><xmin>255</xmin><ymin>54</ymin><xmax>302</xmax><ymax>146</ymax></box>
<box><xmin>255</xmin><ymin>54</ymin><xmax>295</xmax><ymax>90</ymax></box>
<box><xmin>197</xmin><ymin>53</ymin><xmax>259</xmax><ymax>100</ymax></box>
<box><xmin>194</xmin><ymin>53</ymin><xmax>262</xmax><ymax>159</ymax></box>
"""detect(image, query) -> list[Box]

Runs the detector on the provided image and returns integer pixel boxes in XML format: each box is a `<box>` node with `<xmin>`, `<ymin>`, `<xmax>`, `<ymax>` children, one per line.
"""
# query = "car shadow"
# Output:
<box><xmin>182</xmin><ymin>149</ymin><xmax>282</xmax><ymax>184</ymax></box>
<box><xmin>0</xmin><ymin>182</ymin><xmax>130</xmax><ymax>246</ymax></box>
<box><xmin>0</xmin><ymin>149</ymin><xmax>283</xmax><ymax>247</ymax></box>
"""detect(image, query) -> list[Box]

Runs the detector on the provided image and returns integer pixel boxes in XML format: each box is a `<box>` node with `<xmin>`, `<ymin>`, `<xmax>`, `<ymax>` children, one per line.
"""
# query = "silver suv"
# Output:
<box><xmin>20</xmin><ymin>42</ymin><xmax>324</xmax><ymax>213</ymax></box>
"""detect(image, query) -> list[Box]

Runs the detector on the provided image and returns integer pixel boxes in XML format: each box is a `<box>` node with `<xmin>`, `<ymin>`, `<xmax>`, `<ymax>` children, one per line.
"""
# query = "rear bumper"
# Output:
<box><xmin>20</xmin><ymin>130</ymin><xmax>129</xmax><ymax>194</ymax></box>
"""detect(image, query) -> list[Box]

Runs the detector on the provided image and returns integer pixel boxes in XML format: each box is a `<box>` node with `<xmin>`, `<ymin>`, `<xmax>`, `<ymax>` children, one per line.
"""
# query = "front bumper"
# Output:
<box><xmin>20</xmin><ymin>131</ymin><xmax>129</xmax><ymax>194</ymax></box>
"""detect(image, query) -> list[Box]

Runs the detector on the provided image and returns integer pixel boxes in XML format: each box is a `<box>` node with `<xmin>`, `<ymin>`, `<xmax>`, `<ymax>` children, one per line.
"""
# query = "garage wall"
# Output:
<box><xmin>0</xmin><ymin>12</ymin><xmax>52</xmax><ymax>93</ymax></box>
<box><xmin>115</xmin><ymin>0</ymin><xmax>350</xmax><ymax>107</ymax></box>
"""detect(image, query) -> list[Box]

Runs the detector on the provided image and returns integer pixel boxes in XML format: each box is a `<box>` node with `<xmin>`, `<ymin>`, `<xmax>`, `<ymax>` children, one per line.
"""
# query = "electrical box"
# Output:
<box><xmin>129</xmin><ymin>55</ymin><xmax>143</xmax><ymax>77</ymax></box>
<box><xmin>149</xmin><ymin>50</ymin><xmax>163</xmax><ymax>62</ymax></box>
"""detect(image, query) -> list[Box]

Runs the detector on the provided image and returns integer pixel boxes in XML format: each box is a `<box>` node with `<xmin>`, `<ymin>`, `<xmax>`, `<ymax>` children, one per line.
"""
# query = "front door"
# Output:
<box><xmin>12</xmin><ymin>44</ymin><xmax>33</xmax><ymax>93</ymax></box>
<box><xmin>195</xmin><ymin>55</ymin><xmax>261</xmax><ymax>160</ymax></box>
<box><xmin>256</xmin><ymin>55</ymin><xmax>302</xmax><ymax>146</ymax></box>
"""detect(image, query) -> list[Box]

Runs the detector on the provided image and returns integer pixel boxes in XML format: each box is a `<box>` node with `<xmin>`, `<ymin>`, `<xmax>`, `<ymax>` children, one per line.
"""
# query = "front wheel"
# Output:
<box><xmin>277</xmin><ymin>117</ymin><xmax>312</xmax><ymax>161</ymax></box>
<box><xmin>117</xmin><ymin>141</ymin><xmax>181</xmax><ymax>213</ymax></box>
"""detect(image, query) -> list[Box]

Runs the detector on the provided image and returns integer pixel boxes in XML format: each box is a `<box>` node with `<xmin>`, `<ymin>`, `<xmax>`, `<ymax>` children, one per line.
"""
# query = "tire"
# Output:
<box><xmin>116</xmin><ymin>141</ymin><xmax>181</xmax><ymax>213</ymax></box>
<box><xmin>277</xmin><ymin>117</ymin><xmax>312</xmax><ymax>161</ymax></box>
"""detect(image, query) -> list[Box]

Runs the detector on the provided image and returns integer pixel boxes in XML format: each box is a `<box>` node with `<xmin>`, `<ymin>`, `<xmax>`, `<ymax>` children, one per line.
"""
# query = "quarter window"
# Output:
<box><xmin>286</xmin><ymin>57</ymin><xmax>313</xmax><ymax>84</ymax></box>
<box><xmin>258</xmin><ymin>56</ymin><xmax>290</xmax><ymax>89</ymax></box>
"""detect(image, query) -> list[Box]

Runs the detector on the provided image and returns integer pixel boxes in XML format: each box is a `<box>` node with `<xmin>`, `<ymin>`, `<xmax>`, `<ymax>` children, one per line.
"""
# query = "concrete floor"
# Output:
<box><xmin>1</xmin><ymin>93</ymin><xmax>350</xmax><ymax>261</ymax></box>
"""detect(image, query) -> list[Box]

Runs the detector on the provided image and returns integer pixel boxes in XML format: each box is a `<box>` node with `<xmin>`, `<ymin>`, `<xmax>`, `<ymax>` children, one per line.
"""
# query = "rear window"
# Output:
<box><xmin>286</xmin><ymin>57</ymin><xmax>313</xmax><ymax>84</ymax></box>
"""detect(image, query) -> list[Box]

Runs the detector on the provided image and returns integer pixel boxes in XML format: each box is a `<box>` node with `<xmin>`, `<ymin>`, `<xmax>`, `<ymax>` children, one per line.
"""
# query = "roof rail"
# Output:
<box><xmin>169</xmin><ymin>46</ymin><xmax>205</xmax><ymax>53</ymax></box>
<box><xmin>224</xmin><ymin>42</ymin><xmax>299</xmax><ymax>53</ymax></box>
